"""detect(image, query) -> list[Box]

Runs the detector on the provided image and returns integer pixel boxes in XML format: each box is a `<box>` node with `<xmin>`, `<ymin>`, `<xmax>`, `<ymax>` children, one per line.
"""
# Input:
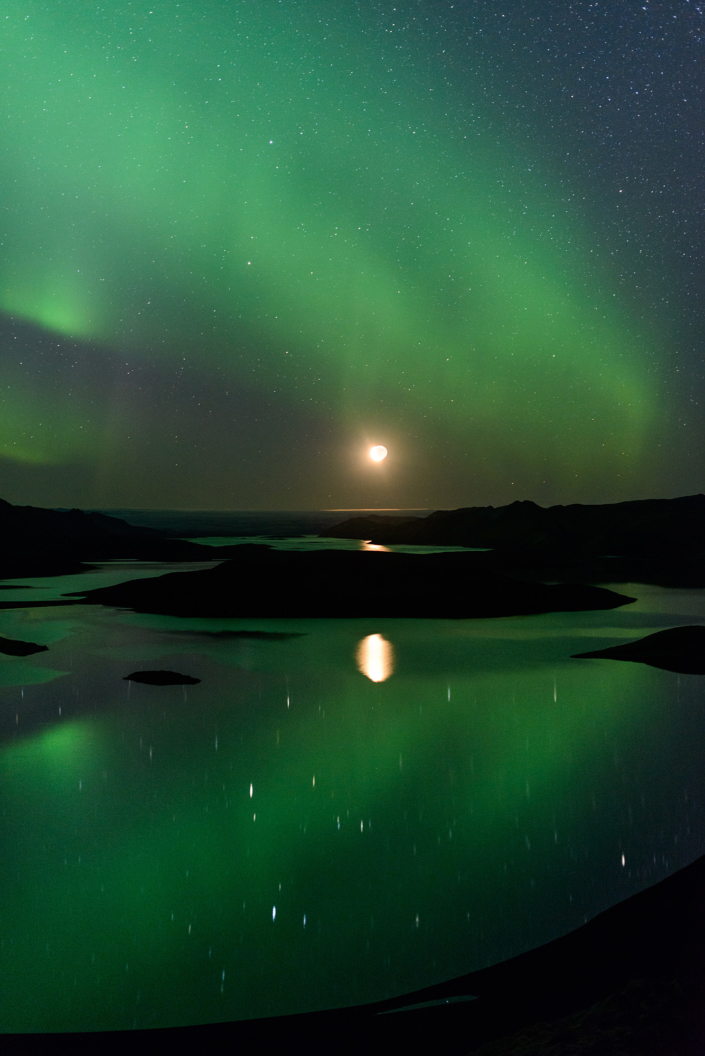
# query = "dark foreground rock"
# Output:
<box><xmin>21</xmin><ymin>853</ymin><xmax>705</xmax><ymax>1054</ymax></box>
<box><xmin>72</xmin><ymin>544</ymin><xmax>634</xmax><ymax>618</ymax></box>
<box><xmin>123</xmin><ymin>670</ymin><xmax>201</xmax><ymax>685</ymax></box>
<box><xmin>572</xmin><ymin>625</ymin><xmax>705</xmax><ymax>675</ymax></box>
<box><xmin>359</xmin><ymin>851</ymin><xmax>705</xmax><ymax>1053</ymax></box>
<box><xmin>0</xmin><ymin>635</ymin><xmax>48</xmax><ymax>657</ymax></box>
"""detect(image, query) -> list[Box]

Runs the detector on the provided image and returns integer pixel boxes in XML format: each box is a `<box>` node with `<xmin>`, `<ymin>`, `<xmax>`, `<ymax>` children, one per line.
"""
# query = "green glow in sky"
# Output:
<box><xmin>0</xmin><ymin>0</ymin><xmax>694</xmax><ymax>508</ymax></box>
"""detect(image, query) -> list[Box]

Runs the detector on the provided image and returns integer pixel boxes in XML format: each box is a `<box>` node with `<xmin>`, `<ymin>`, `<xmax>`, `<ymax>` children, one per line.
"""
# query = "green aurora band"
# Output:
<box><xmin>0</xmin><ymin>0</ymin><xmax>681</xmax><ymax>507</ymax></box>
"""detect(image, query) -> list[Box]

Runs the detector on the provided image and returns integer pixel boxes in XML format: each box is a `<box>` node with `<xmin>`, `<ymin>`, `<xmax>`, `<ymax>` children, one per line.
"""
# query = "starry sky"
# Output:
<box><xmin>1</xmin><ymin>0</ymin><xmax>702</xmax><ymax>511</ymax></box>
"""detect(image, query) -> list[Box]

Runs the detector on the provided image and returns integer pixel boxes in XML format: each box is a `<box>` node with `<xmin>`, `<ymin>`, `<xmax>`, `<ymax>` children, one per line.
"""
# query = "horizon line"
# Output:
<box><xmin>323</xmin><ymin>508</ymin><xmax>429</xmax><ymax>512</ymax></box>
<box><xmin>89</xmin><ymin>507</ymin><xmax>430</xmax><ymax>513</ymax></box>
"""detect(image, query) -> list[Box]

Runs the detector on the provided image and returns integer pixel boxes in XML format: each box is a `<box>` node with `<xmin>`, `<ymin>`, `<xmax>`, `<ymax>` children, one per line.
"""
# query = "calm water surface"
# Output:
<box><xmin>0</xmin><ymin>531</ymin><xmax>703</xmax><ymax>1031</ymax></box>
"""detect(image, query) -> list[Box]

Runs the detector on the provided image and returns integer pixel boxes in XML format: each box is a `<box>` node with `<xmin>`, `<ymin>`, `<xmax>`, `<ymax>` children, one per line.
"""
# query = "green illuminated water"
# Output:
<box><xmin>0</xmin><ymin>553</ymin><xmax>703</xmax><ymax>1031</ymax></box>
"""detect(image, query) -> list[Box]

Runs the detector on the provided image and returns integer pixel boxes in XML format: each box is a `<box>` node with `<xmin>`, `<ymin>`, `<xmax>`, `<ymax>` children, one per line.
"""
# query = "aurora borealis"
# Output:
<box><xmin>1</xmin><ymin>0</ymin><xmax>702</xmax><ymax>510</ymax></box>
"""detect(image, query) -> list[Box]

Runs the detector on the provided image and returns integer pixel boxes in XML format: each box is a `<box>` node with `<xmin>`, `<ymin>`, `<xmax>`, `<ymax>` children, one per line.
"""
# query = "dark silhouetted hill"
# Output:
<box><xmin>0</xmin><ymin>498</ymin><xmax>226</xmax><ymax>578</ymax></box>
<box><xmin>325</xmin><ymin>495</ymin><xmax>705</xmax><ymax>586</ymax></box>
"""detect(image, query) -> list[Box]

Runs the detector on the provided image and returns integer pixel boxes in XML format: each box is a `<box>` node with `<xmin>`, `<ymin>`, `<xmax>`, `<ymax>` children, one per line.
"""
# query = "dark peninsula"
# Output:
<box><xmin>324</xmin><ymin>494</ymin><xmax>705</xmax><ymax>587</ymax></box>
<box><xmin>573</xmin><ymin>625</ymin><xmax>705</xmax><ymax>675</ymax></box>
<box><xmin>0</xmin><ymin>634</ymin><xmax>48</xmax><ymax>657</ymax></box>
<box><xmin>72</xmin><ymin>544</ymin><xmax>633</xmax><ymax>619</ymax></box>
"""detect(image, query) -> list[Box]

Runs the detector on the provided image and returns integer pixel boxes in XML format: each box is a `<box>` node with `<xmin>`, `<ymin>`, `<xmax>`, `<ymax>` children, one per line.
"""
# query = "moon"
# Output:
<box><xmin>369</xmin><ymin>445</ymin><xmax>388</xmax><ymax>462</ymax></box>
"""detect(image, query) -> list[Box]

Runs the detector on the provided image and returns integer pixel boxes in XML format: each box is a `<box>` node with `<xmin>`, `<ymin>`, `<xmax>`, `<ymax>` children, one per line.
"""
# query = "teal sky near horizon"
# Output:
<box><xmin>0</xmin><ymin>0</ymin><xmax>702</xmax><ymax>510</ymax></box>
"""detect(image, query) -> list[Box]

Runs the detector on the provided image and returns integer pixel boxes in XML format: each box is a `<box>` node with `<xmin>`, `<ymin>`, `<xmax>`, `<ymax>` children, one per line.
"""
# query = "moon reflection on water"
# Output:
<box><xmin>356</xmin><ymin>633</ymin><xmax>395</xmax><ymax>682</ymax></box>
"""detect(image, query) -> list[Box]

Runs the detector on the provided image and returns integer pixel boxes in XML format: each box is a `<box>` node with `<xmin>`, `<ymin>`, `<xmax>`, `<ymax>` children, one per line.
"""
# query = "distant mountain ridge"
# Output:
<box><xmin>325</xmin><ymin>495</ymin><xmax>705</xmax><ymax>554</ymax></box>
<box><xmin>2</xmin><ymin>494</ymin><xmax>704</xmax><ymax>586</ymax></box>
<box><xmin>324</xmin><ymin>495</ymin><xmax>705</xmax><ymax>587</ymax></box>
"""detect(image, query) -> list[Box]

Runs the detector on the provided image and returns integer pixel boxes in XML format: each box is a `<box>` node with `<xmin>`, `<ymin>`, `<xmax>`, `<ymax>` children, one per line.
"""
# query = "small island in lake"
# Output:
<box><xmin>123</xmin><ymin>670</ymin><xmax>201</xmax><ymax>686</ymax></box>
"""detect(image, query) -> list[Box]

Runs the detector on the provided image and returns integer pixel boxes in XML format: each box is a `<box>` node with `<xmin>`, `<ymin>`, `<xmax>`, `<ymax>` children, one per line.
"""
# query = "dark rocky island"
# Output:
<box><xmin>325</xmin><ymin>494</ymin><xmax>705</xmax><ymax>588</ymax></box>
<box><xmin>124</xmin><ymin>670</ymin><xmax>201</xmax><ymax>685</ymax></box>
<box><xmin>72</xmin><ymin>544</ymin><xmax>634</xmax><ymax>618</ymax></box>
<box><xmin>572</xmin><ymin>625</ymin><xmax>705</xmax><ymax>675</ymax></box>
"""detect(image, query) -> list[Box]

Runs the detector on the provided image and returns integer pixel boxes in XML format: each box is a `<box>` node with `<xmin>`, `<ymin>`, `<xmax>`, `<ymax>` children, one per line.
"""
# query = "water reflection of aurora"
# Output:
<box><xmin>0</xmin><ymin>583</ymin><xmax>703</xmax><ymax>1031</ymax></box>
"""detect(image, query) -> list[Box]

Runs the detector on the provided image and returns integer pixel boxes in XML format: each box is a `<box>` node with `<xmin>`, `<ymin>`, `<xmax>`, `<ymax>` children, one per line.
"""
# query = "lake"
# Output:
<box><xmin>0</xmin><ymin>516</ymin><xmax>703</xmax><ymax>1032</ymax></box>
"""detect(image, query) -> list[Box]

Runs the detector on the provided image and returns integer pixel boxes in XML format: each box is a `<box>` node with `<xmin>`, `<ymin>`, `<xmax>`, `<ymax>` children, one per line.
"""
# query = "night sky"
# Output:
<box><xmin>1</xmin><ymin>0</ymin><xmax>702</xmax><ymax>511</ymax></box>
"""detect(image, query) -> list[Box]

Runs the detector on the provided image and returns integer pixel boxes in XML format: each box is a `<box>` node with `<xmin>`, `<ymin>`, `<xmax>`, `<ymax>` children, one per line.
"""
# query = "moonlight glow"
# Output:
<box><xmin>370</xmin><ymin>446</ymin><xmax>388</xmax><ymax>463</ymax></box>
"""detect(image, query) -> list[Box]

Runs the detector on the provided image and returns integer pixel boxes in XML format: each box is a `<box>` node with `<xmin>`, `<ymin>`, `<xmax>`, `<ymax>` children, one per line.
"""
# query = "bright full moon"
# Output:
<box><xmin>369</xmin><ymin>445</ymin><xmax>388</xmax><ymax>462</ymax></box>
